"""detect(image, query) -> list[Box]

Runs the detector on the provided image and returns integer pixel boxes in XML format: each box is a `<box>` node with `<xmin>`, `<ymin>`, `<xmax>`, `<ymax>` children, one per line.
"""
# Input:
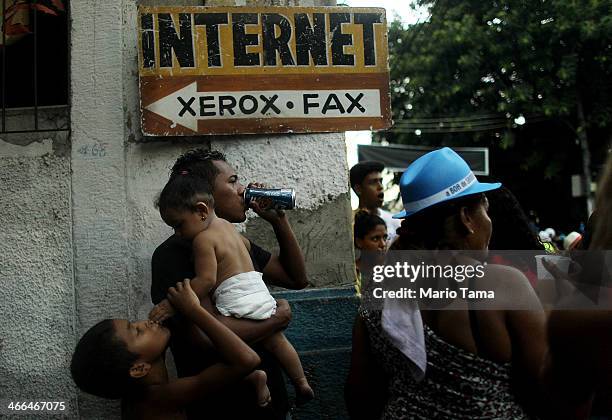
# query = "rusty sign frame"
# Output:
<box><xmin>138</xmin><ymin>6</ymin><xmax>391</xmax><ymax>136</ymax></box>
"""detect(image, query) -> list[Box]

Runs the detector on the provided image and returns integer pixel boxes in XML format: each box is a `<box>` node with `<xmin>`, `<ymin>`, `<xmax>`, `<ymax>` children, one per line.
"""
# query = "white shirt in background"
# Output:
<box><xmin>378</xmin><ymin>208</ymin><xmax>402</xmax><ymax>247</ymax></box>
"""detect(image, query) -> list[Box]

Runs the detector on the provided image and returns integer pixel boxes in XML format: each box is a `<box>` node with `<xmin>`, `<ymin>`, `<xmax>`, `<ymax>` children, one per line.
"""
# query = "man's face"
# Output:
<box><xmin>212</xmin><ymin>160</ymin><xmax>247</xmax><ymax>223</ymax></box>
<box><xmin>356</xmin><ymin>171</ymin><xmax>384</xmax><ymax>208</ymax></box>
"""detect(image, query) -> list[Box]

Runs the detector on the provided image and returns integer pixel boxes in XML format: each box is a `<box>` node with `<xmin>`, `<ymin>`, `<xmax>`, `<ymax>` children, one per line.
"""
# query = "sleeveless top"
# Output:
<box><xmin>360</xmin><ymin>308</ymin><xmax>533</xmax><ymax>419</ymax></box>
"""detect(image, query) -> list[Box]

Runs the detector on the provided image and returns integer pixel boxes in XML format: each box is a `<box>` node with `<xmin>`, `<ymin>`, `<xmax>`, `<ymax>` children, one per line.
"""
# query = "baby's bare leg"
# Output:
<box><xmin>244</xmin><ymin>369</ymin><xmax>271</xmax><ymax>407</ymax></box>
<box><xmin>262</xmin><ymin>332</ymin><xmax>314</xmax><ymax>405</ymax></box>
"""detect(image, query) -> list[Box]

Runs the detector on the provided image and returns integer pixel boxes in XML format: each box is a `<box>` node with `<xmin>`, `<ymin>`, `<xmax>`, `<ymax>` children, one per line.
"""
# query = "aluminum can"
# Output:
<box><xmin>244</xmin><ymin>187</ymin><xmax>296</xmax><ymax>210</ymax></box>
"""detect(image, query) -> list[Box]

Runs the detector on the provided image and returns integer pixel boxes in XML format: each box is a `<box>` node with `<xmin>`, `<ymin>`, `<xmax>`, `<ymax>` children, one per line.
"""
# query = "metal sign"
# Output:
<box><xmin>358</xmin><ymin>145</ymin><xmax>491</xmax><ymax>176</ymax></box>
<box><xmin>138</xmin><ymin>6</ymin><xmax>391</xmax><ymax>136</ymax></box>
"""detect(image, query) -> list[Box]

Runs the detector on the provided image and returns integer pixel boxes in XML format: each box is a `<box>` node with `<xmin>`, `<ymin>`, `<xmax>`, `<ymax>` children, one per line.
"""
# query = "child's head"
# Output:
<box><xmin>354</xmin><ymin>210</ymin><xmax>388</xmax><ymax>251</ymax></box>
<box><xmin>157</xmin><ymin>170</ymin><xmax>215</xmax><ymax>240</ymax></box>
<box><xmin>71</xmin><ymin>319</ymin><xmax>170</xmax><ymax>399</ymax></box>
<box><xmin>170</xmin><ymin>148</ymin><xmax>226</xmax><ymax>188</ymax></box>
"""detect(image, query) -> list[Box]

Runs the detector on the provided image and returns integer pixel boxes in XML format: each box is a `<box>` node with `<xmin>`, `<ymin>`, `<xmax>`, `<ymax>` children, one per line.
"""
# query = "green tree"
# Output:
<box><xmin>380</xmin><ymin>0</ymin><xmax>612</xmax><ymax>221</ymax></box>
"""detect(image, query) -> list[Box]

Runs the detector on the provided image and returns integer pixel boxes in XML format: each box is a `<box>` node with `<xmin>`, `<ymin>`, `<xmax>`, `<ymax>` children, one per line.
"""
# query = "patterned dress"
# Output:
<box><xmin>360</xmin><ymin>308</ymin><xmax>533</xmax><ymax>419</ymax></box>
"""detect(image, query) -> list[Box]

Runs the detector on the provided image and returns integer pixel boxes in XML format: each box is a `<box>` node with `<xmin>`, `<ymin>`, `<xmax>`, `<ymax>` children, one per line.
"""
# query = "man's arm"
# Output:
<box><xmin>250</xmin><ymin>202</ymin><xmax>308</xmax><ymax>289</ymax></box>
<box><xmin>194</xmin><ymin>295</ymin><xmax>292</xmax><ymax>345</ymax></box>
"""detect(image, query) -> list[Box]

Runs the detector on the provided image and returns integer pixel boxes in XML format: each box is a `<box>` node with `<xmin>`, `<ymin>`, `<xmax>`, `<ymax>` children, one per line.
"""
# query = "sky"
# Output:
<box><xmin>341</xmin><ymin>0</ymin><xmax>425</xmax><ymax>27</ymax></box>
<box><xmin>342</xmin><ymin>0</ymin><xmax>426</xmax><ymax>206</ymax></box>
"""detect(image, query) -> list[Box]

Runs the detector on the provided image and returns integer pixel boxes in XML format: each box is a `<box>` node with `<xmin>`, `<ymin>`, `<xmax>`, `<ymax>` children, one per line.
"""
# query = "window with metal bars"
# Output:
<box><xmin>0</xmin><ymin>0</ymin><xmax>69</xmax><ymax>134</ymax></box>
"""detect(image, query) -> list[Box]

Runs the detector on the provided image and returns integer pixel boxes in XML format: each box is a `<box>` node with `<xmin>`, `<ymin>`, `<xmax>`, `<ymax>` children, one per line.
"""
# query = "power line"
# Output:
<box><xmin>394</xmin><ymin>113</ymin><xmax>505</xmax><ymax>123</ymax></box>
<box><xmin>394</xmin><ymin>119</ymin><xmax>508</xmax><ymax>128</ymax></box>
<box><xmin>389</xmin><ymin>116</ymin><xmax>549</xmax><ymax>134</ymax></box>
<box><xmin>392</xmin><ymin>115</ymin><xmax>548</xmax><ymax>128</ymax></box>
<box><xmin>391</xmin><ymin>124</ymin><xmax>508</xmax><ymax>134</ymax></box>
<box><xmin>394</xmin><ymin>113</ymin><xmax>546</xmax><ymax>122</ymax></box>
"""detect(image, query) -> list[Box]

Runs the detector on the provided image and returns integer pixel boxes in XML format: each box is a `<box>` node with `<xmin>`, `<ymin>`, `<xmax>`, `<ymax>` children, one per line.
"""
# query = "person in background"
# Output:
<box><xmin>527</xmin><ymin>210</ymin><xmax>541</xmax><ymax>236</ymax></box>
<box><xmin>350</xmin><ymin>161</ymin><xmax>401</xmax><ymax>246</ymax></box>
<box><xmin>151</xmin><ymin>149</ymin><xmax>308</xmax><ymax>420</ymax></box>
<box><xmin>353</xmin><ymin>210</ymin><xmax>388</xmax><ymax>295</ymax></box>
<box><xmin>563</xmin><ymin>231</ymin><xmax>582</xmax><ymax>251</ymax></box>
<box><xmin>486</xmin><ymin>186</ymin><xmax>546</xmax><ymax>286</ymax></box>
<box><xmin>346</xmin><ymin>148</ymin><xmax>547</xmax><ymax>419</ymax></box>
<box><xmin>538</xmin><ymin>229</ymin><xmax>558</xmax><ymax>253</ymax></box>
<box><xmin>546</xmin><ymin>152</ymin><xmax>612</xmax><ymax>418</ymax></box>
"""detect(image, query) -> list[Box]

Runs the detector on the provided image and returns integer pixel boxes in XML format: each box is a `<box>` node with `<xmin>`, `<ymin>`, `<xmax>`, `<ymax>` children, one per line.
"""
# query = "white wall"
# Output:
<box><xmin>0</xmin><ymin>0</ymin><xmax>353</xmax><ymax>418</ymax></box>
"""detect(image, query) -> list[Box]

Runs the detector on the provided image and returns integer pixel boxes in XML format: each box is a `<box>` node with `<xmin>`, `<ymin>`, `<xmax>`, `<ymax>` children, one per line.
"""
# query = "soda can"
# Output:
<box><xmin>244</xmin><ymin>187</ymin><xmax>296</xmax><ymax>210</ymax></box>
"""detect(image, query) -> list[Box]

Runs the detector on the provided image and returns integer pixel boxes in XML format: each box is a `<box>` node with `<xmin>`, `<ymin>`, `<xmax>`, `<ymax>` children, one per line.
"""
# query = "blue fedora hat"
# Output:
<box><xmin>393</xmin><ymin>147</ymin><xmax>501</xmax><ymax>219</ymax></box>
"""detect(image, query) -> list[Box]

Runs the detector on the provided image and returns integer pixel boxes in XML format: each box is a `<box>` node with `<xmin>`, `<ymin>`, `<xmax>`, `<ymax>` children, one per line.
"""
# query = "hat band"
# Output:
<box><xmin>404</xmin><ymin>171</ymin><xmax>477</xmax><ymax>213</ymax></box>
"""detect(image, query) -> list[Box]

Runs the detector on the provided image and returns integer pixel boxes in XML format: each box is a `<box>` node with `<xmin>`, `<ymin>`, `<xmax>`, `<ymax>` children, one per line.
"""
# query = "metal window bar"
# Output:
<box><xmin>1</xmin><ymin>0</ymin><xmax>70</xmax><ymax>134</ymax></box>
<box><xmin>33</xmin><ymin>0</ymin><xmax>37</xmax><ymax>130</ymax></box>
<box><xmin>2</xmin><ymin>0</ymin><xmax>6</xmax><ymax>133</ymax></box>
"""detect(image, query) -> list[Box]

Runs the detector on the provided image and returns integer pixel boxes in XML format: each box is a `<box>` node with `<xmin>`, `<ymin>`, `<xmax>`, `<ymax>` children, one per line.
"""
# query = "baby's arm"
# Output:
<box><xmin>149</xmin><ymin>234</ymin><xmax>217</xmax><ymax>323</ymax></box>
<box><xmin>148</xmin><ymin>280</ymin><xmax>260</xmax><ymax>409</ymax></box>
<box><xmin>189</xmin><ymin>233</ymin><xmax>218</xmax><ymax>301</ymax></box>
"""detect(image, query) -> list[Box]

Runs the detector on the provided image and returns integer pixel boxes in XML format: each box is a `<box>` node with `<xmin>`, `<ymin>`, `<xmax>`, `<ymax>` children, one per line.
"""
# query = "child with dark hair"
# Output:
<box><xmin>353</xmin><ymin>210</ymin><xmax>388</xmax><ymax>295</ymax></box>
<box><xmin>71</xmin><ymin>319</ymin><xmax>139</xmax><ymax>400</ymax></box>
<box><xmin>149</xmin><ymin>170</ymin><xmax>314</xmax><ymax>404</ymax></box>
<box><xmin>71</xmin><ymin>279</ymin><xmax>265</xmax><ymax>418</ymax></box>
<box><xmin>354</xmin><ymin>210</ymin><xmax>388</xmax><ymax>251</ymax></box>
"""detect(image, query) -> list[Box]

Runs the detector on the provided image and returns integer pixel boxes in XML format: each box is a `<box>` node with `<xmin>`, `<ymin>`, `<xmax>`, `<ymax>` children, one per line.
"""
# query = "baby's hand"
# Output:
<box><xmin>167</xmin><ymin>279</ymin><xmax>200</xmax><ymax>315</ymax></box>
<box><xmin>149</xmin><ymin>299</ymin><xmax>176</xmax><ymax>323</ymax></box>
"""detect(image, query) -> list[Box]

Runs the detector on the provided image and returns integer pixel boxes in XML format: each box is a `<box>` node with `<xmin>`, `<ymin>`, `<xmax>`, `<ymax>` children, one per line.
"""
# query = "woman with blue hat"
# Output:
<box><xmin>346</xmin><ymin>148</ymin><xmax>548</xmax><ymax>419</ymax></box>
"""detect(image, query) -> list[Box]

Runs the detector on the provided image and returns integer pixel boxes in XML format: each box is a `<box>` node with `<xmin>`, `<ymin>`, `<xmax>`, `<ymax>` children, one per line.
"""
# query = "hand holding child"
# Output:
<box><xmin>166</xmin><ymin>279</ymin><xmax>201</xmax><ymax>315</ymax></box>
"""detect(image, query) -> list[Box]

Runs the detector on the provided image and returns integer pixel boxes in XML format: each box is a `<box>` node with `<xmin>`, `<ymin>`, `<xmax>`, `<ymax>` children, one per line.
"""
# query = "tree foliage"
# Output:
<box><xmin>381</xmin><ymin>0</ymin><xmax>612</xmax><ymax>174</ymax></box>
<box><xmin>379</xmin><ymin>0</ymin><xmax>612</xmax><ymax>228</ymax></box>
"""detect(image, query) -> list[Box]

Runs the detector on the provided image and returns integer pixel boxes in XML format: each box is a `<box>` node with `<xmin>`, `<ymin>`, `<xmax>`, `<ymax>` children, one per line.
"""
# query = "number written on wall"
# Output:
<box><xmin>77</xmin><ymin>142</ymin><xmax>108</xmax><ymax>158</ymax></box>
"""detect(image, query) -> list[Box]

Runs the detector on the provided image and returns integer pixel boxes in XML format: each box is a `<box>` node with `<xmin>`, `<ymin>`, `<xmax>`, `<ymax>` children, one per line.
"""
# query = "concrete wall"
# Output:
<box><xmin>274</xmin><ymin>287</ymin><xmax>358</xmax><ymax>420</ymax></box>
<box><xmin>0</xmin><ymin>132</ymin><xmax>76</xmax><ymax>414</ymax></box>
<box><xmin>0</xmin><ymin>0</ymin><xmax>355</xmax><ymax>418</ymax></box>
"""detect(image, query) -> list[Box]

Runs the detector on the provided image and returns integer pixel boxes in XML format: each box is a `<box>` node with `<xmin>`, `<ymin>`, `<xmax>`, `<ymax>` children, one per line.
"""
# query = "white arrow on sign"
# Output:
<box><xmin>145</xmin><ymin>82</ymin><xmax>382</xmax><ymax>132</ymax></box>
<box><xmin>146</xmin><ymin>82</ymin><xmax>199</xmax><ymax>132</ymax></box>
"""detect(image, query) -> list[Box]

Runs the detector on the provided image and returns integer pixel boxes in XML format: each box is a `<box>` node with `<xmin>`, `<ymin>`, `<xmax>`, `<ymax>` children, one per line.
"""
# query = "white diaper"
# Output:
<box><xmin>213</xmin><ymin>271</ymin><xmax>277</xmax><ymax>320</ymax></box>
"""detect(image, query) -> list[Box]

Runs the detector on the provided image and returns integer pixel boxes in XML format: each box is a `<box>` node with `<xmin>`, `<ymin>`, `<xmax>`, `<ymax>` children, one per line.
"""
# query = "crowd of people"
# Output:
<box><xmin>347</xmin><ymin>148</ymin><xmax>612</xmax><ymax>419</ymax></box>
<box><xmin>68</xmin><ymin>146</ymin><xmax>611</xmax><ymax>419</ymax></box>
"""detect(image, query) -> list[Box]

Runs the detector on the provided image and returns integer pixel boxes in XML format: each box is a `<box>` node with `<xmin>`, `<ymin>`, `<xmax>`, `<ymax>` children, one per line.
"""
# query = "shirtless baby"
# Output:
<box><xmin>149</xmin><ymin>169</ymin><xmax>314</xmax><ymax>404</ymax></box>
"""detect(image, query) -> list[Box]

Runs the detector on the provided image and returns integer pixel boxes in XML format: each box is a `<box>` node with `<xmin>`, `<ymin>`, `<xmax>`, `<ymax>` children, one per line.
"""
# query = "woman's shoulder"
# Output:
<box><xmin>480</xmin><ymin>263</ymin><xmax>541</xmax><ymax>310</ymax></box>
<box><xmin>484</xmin><ymin>263</ymin><xmax>531</xmax><ymax>286</ymax></box>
